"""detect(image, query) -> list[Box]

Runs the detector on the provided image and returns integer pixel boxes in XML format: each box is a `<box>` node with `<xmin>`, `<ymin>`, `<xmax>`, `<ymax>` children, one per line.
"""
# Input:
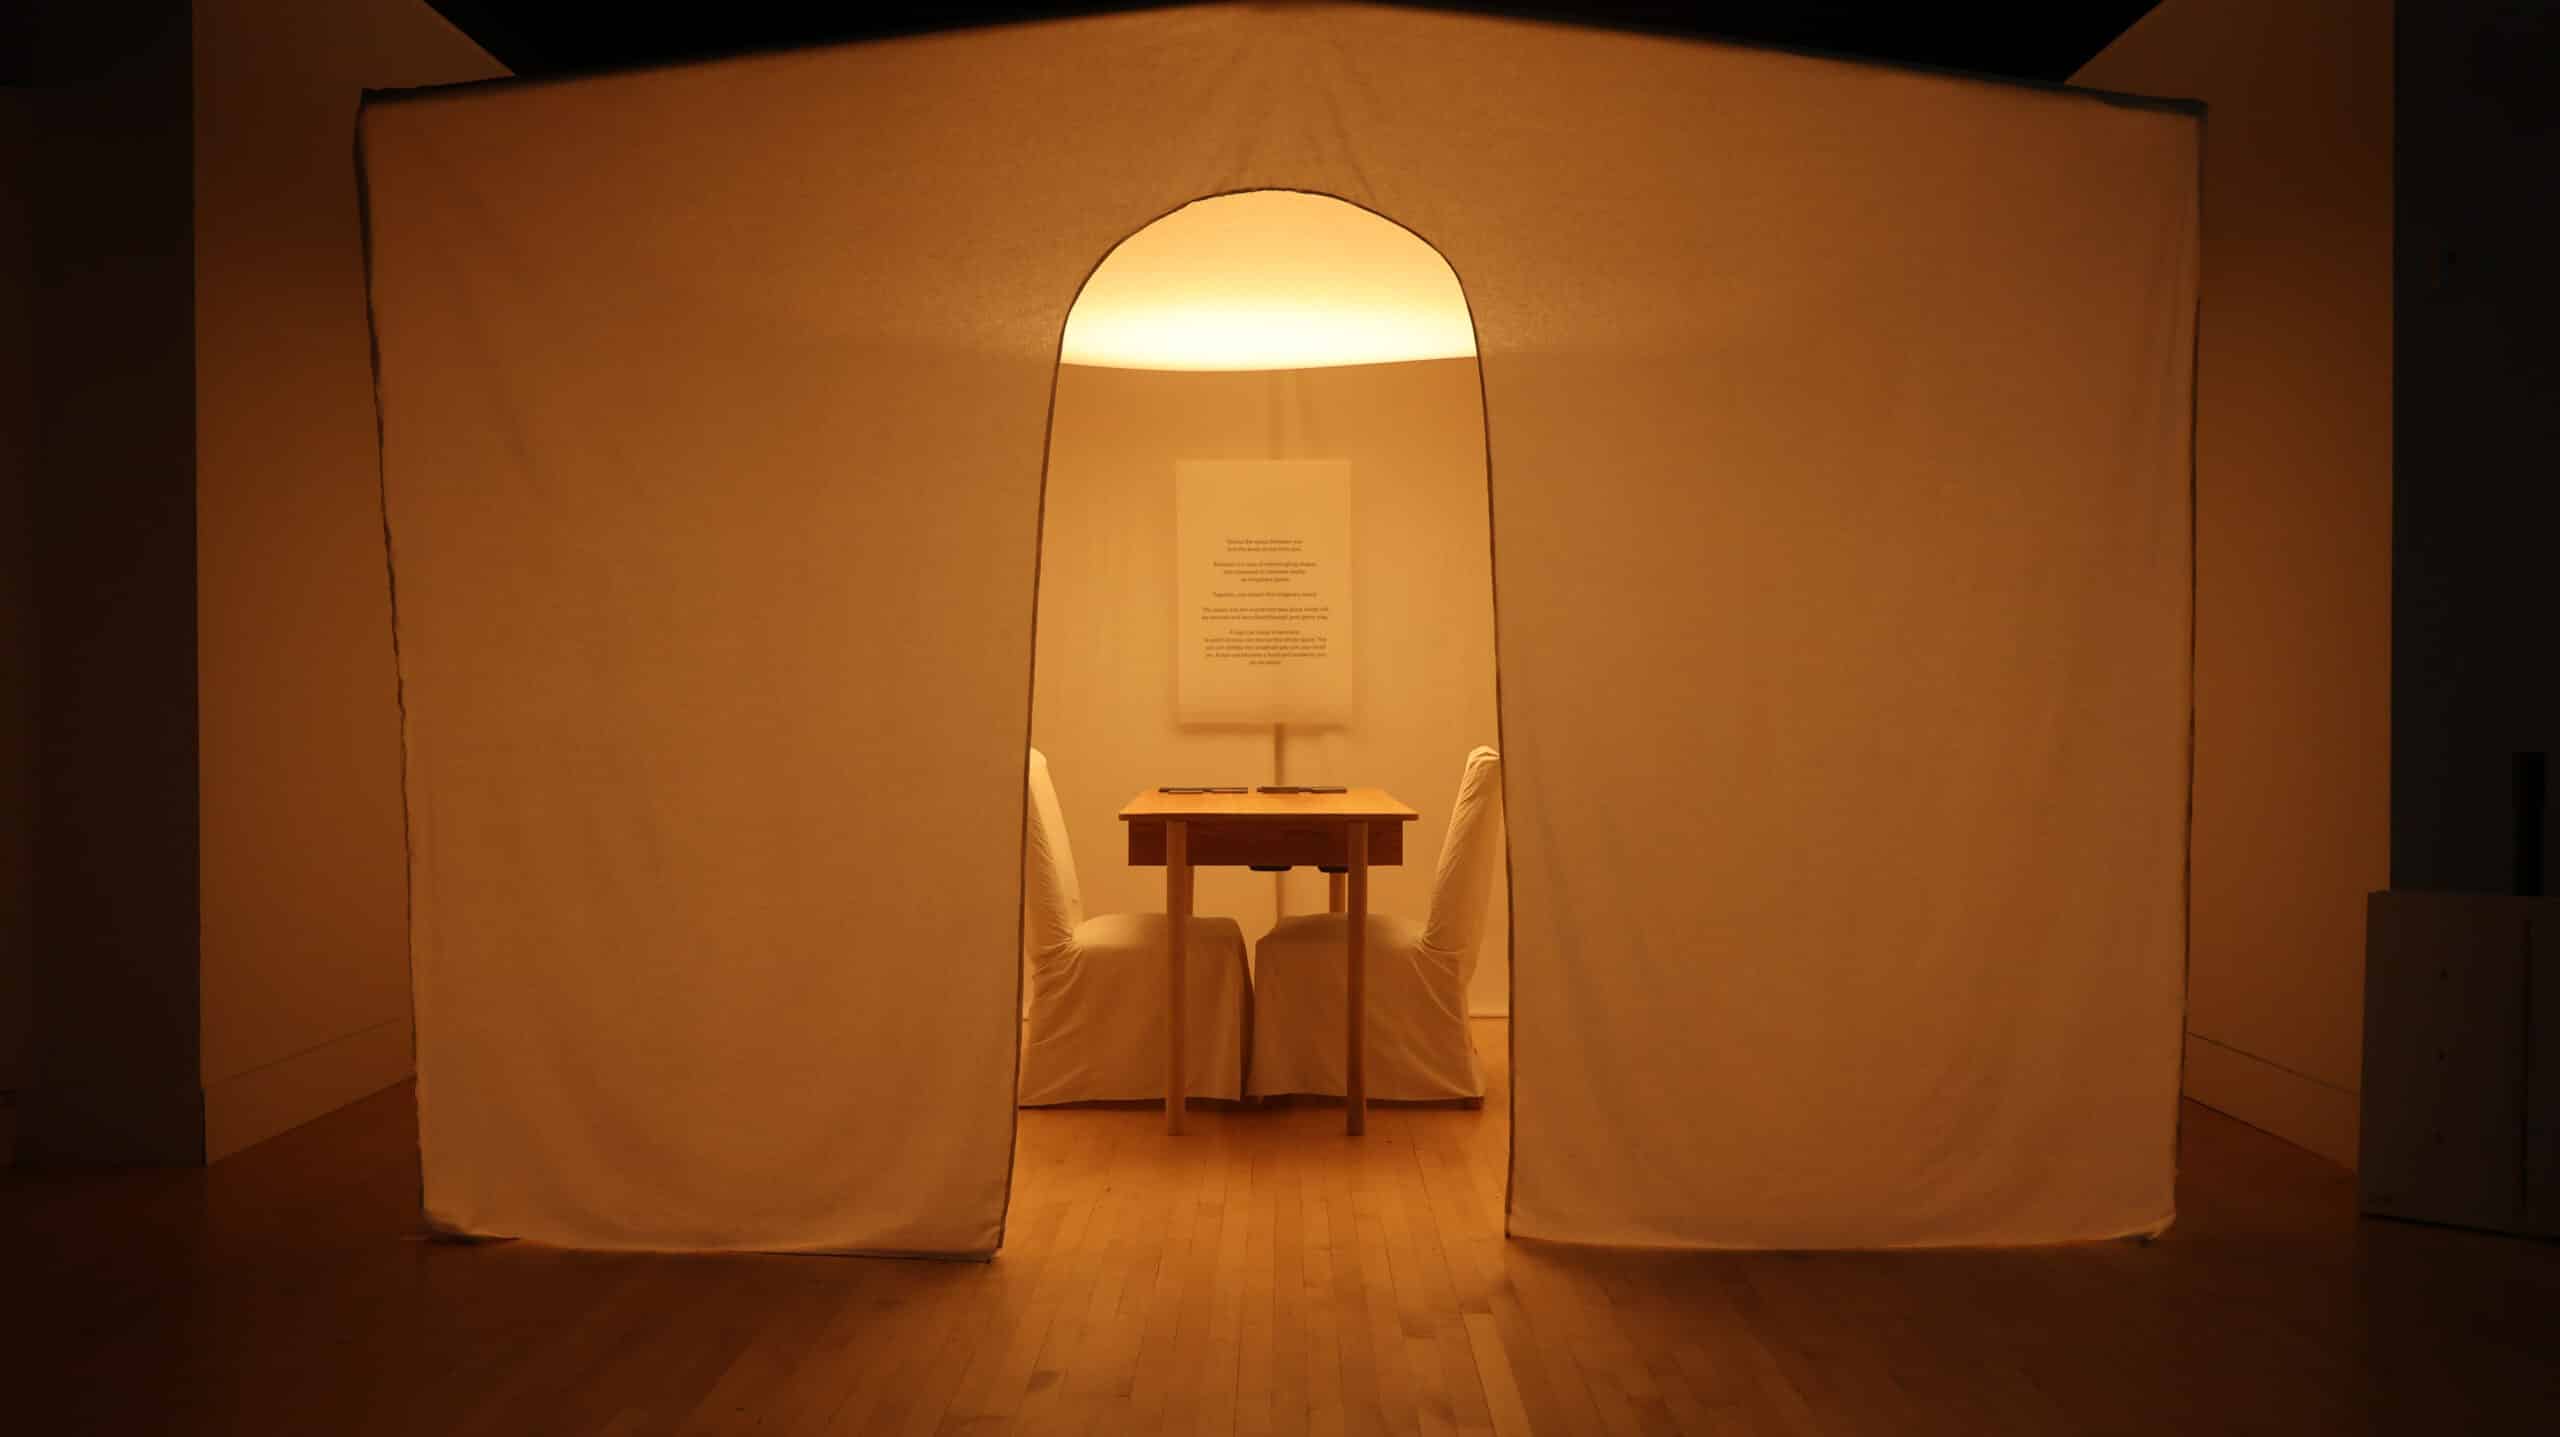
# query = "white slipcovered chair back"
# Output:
<box><xmin>1023</xmin><ymin>748</ymin><xmax>1085</xmax><ymax>956</ymax></box>
<box><xmin>1420</xmin><ymin>745</ymin><xmax>1505</xmax><ymax>981</ymax></box>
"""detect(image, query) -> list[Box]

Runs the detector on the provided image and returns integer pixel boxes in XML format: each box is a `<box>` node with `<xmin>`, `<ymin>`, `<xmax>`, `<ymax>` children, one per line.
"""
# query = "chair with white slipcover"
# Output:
<box><xmin>1248</xmin><ymin>746</ymin><xmax>1504</xmax><ymax>1102</ymax></box>
<box><xmin>1017</xmin><ymin>749</ymin><xmax>1253</xmax><ymax>1104</ymax></box>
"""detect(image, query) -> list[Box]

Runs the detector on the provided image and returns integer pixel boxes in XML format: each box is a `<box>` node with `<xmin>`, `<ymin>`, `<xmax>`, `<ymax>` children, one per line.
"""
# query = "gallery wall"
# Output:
<box><xmin>2391</xmin><ymin>0</ymin><xmax>2560</xmax><ymax>898</ymax></box>
<box><xmin>192</xmin><ymin>0</ymin><xmax>504</xmax><ymax>1158</ymax></box>
<box><xmin>0</xmin><ymin>87</ymin><xmax>35</xmax><ymax>1159</ymax></box>
<box><xmin>2075</xmin><ymin>0</ymin><xmax>2393</xmax><ymax>1166</ymax></box>
<box><xmin>21</xmin><ymin>0</ymin><xmax>202</xmax><ymax>1164</ymax></box>
<box><xmin>1033</xmin><ymin>358</ymin><xmax>1510</xmax><ymax>1014</ymax></box>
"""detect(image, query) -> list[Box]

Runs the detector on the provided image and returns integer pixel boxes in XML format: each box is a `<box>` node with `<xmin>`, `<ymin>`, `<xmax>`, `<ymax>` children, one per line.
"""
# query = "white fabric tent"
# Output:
<box><xmin>360</xmin><ymin>2</ymin><xmax>2198</xmax><ymax>1255</ymax></box>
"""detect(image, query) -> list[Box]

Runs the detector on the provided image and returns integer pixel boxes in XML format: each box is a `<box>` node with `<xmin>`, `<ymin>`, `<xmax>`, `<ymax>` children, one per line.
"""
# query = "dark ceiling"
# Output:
<box><xmin>422</xmin><ymin>2</ymin><xmax>2163</xmax><ymax>87</ymax></box>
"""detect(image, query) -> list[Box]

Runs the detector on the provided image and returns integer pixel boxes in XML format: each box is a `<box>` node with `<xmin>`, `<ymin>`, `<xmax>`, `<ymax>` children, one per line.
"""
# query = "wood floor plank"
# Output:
<box><xmin>11</xmin><ymin>1022</ymin><xmax>2560</xmax><ymax>1436</ymax></box>
<box><xmin>1270</xmin><ymin>1120</ymin><xmax>1314</xmax><ymax>1437</ymax></box>
<box><xmin>765</xmin><ymin>1265</ymin><xmax>934</xmax><ymax>1433</ymax></box>
<box><xmin>1459</xmin><ymin>1312</ymin><xmax>1537</xmax><ymax>1437</ymax></box>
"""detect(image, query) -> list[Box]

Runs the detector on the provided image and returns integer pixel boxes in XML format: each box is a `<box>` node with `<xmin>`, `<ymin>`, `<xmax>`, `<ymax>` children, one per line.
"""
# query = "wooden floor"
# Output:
<box><xmin>6</xmin><ymin>1020</ymin><xmax>2556</xmax><ymax>1435</ymax></box>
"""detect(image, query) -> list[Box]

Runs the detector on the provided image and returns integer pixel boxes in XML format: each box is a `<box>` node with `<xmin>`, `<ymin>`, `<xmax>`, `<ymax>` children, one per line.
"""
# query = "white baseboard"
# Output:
<box><xmin>2183</xmin><ymin>1030</ymin><xmax>2359</xmax><ymax>1169</ymax></box>
<box><xmin>204</xmin><ymin>1013</ymin><xmax>413</xmax><ymax>1162</ymax></box>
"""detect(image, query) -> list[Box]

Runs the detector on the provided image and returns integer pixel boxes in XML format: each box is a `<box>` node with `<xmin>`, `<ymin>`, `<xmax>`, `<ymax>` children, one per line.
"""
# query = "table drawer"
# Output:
<box><xmin>1125</xmin><ymin>817</ymin><xmax>1403</xmax><ymax>869</ymax></box>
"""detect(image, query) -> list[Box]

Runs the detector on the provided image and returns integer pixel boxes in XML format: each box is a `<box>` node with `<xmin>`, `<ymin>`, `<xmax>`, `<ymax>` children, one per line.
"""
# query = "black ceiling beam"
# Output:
<box><xmin>424</xmin><ymin>2</ymin><xmax>2161</xmax><ymax>88</ymax></box>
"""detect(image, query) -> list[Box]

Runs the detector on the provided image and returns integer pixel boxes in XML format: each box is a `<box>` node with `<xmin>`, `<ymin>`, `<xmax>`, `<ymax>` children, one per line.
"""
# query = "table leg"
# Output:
<box><xmin>1345</xmin><ymin>821</ymin><xmax>1369</xmax><ymax>1136</ymax></box>
<box><xmin>1328</xmin><ymin>872</ymin><xmax>1346</xmax><ymax>914</ymax></box>
<box><xmin>1165</xmin><ymin>819</ymin><xmax>1190</xmax><ymax>1136</ymax></box>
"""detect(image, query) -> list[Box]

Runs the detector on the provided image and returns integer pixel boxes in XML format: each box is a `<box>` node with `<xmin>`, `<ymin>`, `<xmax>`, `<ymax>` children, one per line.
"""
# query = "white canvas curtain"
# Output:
<box><xmin>361</xmin><ymin>1</ymin><xmax>2196</xmax><ymax>1254</ymax></box>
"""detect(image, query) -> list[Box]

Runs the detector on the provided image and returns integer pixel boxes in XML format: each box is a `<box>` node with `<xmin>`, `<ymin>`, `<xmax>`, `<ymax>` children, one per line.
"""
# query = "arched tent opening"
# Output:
<box><xmin>1014</xmin><ymin>191</ymin><xmax>1511</xmax><ymax>1154</ymax></box>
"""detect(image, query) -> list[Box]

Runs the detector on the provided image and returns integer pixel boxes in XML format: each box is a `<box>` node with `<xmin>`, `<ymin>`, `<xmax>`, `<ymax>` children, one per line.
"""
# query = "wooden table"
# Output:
<box><xmin>1120</xmin><ymin>788</ymin><xmax>1419</xmax><ymax>1135</ymax></box>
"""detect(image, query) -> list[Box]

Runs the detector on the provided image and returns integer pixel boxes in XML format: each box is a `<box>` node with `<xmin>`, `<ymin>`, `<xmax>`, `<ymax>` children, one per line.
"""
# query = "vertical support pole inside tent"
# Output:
<box><xmin>1166</xmin><ymin>820</ymin><xmax>1190</xmax><ymax>1135</ymax></box>
<box><xmin>1346</xmin><ymin>820</ymin><xmax>1369</xmax><ymax>1136</ymax></box>
<box><xmin>1274</xmin><ymin>721</ymin><xmax>1288</xmax><ymax>920</ymax></box>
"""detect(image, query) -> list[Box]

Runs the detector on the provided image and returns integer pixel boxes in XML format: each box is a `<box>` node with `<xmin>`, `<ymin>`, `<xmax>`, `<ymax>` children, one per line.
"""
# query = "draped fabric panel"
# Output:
<box><xmin>361</xmin><ymin>1</ymin><xmax>2196</xmax><ymax>1252</ymax></box>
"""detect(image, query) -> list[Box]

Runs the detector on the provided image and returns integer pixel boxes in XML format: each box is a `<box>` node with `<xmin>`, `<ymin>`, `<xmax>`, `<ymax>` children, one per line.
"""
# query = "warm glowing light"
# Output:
<box><xmin>1061</xmin><ymin>191</ymin><xmax>1476</xmax><ymax>371</ymax></box>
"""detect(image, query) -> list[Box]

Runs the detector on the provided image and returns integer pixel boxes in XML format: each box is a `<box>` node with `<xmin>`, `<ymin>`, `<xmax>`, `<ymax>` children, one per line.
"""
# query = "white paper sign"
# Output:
<box><xmin>1175</xmin><ymin>460</ymin><xmax>1353</xmax><ymax>726</ymax></box>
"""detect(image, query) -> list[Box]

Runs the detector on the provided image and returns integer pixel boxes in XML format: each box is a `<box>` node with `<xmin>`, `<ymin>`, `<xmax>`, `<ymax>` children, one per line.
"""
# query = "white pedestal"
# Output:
<box><xmin>2360</xmin><ymin>891</ymin><xmax>2560</xmax><ymax>1237</ymax></box>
